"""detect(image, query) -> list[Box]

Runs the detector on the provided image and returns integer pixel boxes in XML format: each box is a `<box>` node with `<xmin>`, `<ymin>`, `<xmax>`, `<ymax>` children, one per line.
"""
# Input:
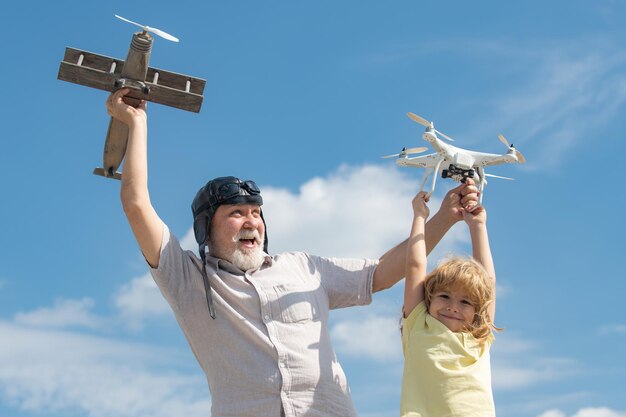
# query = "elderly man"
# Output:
<box><xmin>107</xmin><ymin>88</ymin><xmax>479</xmax><ymax>417</ymax></box>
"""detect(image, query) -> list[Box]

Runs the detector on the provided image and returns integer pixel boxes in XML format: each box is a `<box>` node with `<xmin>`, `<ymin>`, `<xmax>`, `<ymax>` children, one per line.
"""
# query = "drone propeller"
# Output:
<box><xmin>498</xmin><ymin>133</ymin><xmax>526</xmax><ymax>163</ymax></box>
<box><xmin>115</xmin><ymin>15</ymin><xmax>180</xmax><ymax>42</ymax></box>
<box><xmin>484</xmin><ymin>173</ymin><xmax>515</xmax><ymax>181</ymax></box>
<box><xmin>407</xmin><ymin>112</ymin><xmax>431</xmax><ymax>128</ymax></box>
<box><xmin>382</xmin><ymin>146</ymin><xmax>428</xmax><ymax>158</ymax></box>
<box><xmin>406</xmin><ymin>112</ymin><xmax>455</xmax><ymax>142</ymax></box>
<box><xmin>497</xmin><ymin>133</ymin><xmax>511</xmax><ymax>147</ymax></box>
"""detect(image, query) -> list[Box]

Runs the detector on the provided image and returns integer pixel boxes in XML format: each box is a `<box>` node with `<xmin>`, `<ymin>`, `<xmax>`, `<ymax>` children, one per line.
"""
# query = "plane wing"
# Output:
<box><xmin>58</xmin><ymin>47</ymin><xmax>205</xmax><ymax>113</ymax></box>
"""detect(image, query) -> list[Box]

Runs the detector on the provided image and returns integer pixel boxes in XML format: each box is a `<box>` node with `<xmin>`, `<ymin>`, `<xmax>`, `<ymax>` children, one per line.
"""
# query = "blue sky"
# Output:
<box><xmin>1</xmin><ymin>1</ymin><xmax>626</xmax><ymax>416</ymax></box>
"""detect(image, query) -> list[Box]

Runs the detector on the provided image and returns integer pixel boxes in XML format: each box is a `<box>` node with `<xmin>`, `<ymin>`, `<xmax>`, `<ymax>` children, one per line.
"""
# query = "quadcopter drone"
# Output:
<box><xmin>384</xmin><ymin>112</ymin><xmax>526</xmax><ymax>203</ymax></box>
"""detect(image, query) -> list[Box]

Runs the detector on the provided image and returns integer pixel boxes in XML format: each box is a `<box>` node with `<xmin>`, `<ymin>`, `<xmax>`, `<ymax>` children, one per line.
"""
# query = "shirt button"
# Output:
<box><xmin>264</xmin><ymin>314</ymin><xmax>270</xmax><ymax>321</ymax></box>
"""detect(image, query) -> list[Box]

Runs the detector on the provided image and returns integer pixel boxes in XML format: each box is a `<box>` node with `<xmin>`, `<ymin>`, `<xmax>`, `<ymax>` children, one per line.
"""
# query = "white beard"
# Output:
<box><xmin>230</xmin><ymin>246</ymin><xmax>264</xmax><ymax>271</ymax></box>
<box><xmin>213</xmin><ymin>229</ymin><xmax>265</xmax><ymax>271</ymax></box>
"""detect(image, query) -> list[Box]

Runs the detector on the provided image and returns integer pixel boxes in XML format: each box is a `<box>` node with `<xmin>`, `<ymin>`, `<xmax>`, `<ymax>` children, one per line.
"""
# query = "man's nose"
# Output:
<box><xmin>243</xmin><ymin>214</ymin><xmax>261</xmax><ymax>228</ymax></box>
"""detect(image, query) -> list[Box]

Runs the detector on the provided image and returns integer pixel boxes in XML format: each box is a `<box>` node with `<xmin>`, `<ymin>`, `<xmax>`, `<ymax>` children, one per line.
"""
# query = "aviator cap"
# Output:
<box><xmin>191</xmin><ymin>176</ymin><xmax>267</xmax><ymax>253</ymax></box>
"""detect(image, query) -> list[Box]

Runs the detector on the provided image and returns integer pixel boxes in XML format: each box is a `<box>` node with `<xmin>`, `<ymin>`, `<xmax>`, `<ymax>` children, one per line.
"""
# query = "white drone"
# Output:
<box><xmin>384</xmin><ymin>112</ymin><xmax>526</xmax><ymax>203</ymax></box>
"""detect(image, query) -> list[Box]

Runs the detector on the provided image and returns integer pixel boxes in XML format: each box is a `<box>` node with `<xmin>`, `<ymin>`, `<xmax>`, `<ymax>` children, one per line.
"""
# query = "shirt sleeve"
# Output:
<box><xmin>149</xmin><ymin>224</ymin><xmax>203</xmax><ymax>311</ymax></box>
<box><xmin>401</xmin><ymin>301</ymin><xmax>427</xmax><ymax>348</ymax></box>
<box><xmin>310</xmin><ymin>254</ymin><xmax>378</xmax><ymax>309</ymax></box>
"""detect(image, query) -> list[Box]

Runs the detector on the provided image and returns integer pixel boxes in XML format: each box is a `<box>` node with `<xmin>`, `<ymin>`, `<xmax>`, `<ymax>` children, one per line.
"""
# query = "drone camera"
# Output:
<box><xmin>442</xmin><ymin>164</ymin><xmax>475</xmax><ymax>183</ymax></box>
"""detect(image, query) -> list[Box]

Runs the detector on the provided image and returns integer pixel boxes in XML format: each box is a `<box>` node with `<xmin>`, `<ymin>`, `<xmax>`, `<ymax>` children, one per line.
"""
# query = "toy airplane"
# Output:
<box><xmin>58</xmin><ymin>15</ymin><xmax>206</xmax><ymax>180</ymax></box>
<box><xmin>383</xmin><ymin>112</ymin><xmax>526</xmax><ymax>203</ymax></box>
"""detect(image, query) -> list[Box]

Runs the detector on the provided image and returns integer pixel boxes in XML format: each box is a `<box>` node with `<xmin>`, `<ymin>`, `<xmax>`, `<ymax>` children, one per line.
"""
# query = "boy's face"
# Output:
<box><xmin>428</xmin><ymin>287</ymin><xmax>476</xmax><ymax>332</ymax></box>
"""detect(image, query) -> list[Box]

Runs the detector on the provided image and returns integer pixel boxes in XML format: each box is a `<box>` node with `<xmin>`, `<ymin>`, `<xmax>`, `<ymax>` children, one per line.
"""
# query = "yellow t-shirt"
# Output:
<box><xmin>400</xmin><ymin>301</ymin><xmax>495</xmax><ymax>417</ymax></box>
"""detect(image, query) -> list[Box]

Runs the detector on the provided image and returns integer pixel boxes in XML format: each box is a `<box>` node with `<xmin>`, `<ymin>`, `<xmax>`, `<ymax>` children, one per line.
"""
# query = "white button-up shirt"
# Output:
<box><xmin>151</xmin><ymin>225</ymin><xmax>377</xmax><ymax>417</ymax></box>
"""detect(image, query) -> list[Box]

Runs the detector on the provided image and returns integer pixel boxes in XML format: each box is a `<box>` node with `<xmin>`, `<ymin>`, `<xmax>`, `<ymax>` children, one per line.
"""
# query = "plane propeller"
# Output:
<box><xmin>115</xmin><ymin>15</ymin><xmax>180</xmax><ymax>42</ymax></box>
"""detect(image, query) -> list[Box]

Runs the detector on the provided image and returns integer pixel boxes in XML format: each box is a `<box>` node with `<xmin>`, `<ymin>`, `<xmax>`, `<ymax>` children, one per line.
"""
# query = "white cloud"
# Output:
<box><xmin>598</xmin><ymin>324</ymin><xmax>626</xmax><ymax>335</ymax></box>
<box><xmin>539</xmin><ymin>408</ymin><xmax>626</xmax><ymax>417</ymax></box>
<box><xmin>572</xmin><ymin>408</ymin><xmax>626</xmax><ymax>417</ymax></box>
<box><xmin>331</xmin><ymin>315</ymin><xmax>402</xmax><ymax>362</ymax></box>
<box><xmin>262</xmin><ymin>164</ymin><xmax>415</xmax><ymax>258</ymax></box>
<box><xmin>491</xmin><ymin>333</ymin><xmax>579</xmax><ymax>390</ymax></box>
<box><xmin>539</xmin><ymin>410</ymin><xmax>568</xmax><ymax>417</ymax></box>
<box><xmin>539</xmin><ymin>410</ymin><xmax>569</xmax><ymax>417</ymax></box>
<box><xmin>0</xmin><ymin>321</ymin><xmax>211</xmax><ymax>417</ymax></box>
<box><xmin>9</xmin><ymin>278</ymin><xmax>172</xmax><ymax>334</ymax></box>
<box><xmin>13</xmin><ymin>298</ymin><xmax>102</xmax><ymax>330</ymax></box>
<box><xmin>113</xmin><ymin>273</ymin><xmax>172</xmax><ymax>331</ymax></box>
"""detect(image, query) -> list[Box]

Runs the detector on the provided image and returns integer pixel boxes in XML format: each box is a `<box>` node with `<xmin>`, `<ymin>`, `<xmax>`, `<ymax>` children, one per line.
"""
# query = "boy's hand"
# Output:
<box><xmin>106</xmin><ymin>88</ymin><xmax>147</xmax><ymax>126</ymax></box>
<box><xmin>412</xmin><ymin>191</ymin><xmax>430</xmax><ymax>219</ymax></box>
<box><xmin>463</xmin><ymin>204</ymin><xmax>487</xmax><ymax>227</ymax></box>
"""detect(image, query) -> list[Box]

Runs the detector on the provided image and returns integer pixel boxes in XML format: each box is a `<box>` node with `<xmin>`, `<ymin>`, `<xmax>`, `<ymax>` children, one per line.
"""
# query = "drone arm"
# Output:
<box><xmin>429</xmin><ymin>158</ymin><xmax>445</xmax><ymax>195</ymax></box>
<box><xmin>475</xmin><ymin>166</ymin><xmax>487</xmax><ymax>204</ymax></box>
<box><xmin>419</xmin><ymin>169</ymin><xmax>432</xmax><ymax>192</ymax></box>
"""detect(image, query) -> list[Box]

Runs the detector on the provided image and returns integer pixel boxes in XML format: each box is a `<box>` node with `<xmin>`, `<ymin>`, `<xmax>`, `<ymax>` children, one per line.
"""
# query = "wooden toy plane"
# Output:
<box><xmin>58</xmin><ymin>15</ymin><xmax>206</xmax><ymax>180</ymax></box>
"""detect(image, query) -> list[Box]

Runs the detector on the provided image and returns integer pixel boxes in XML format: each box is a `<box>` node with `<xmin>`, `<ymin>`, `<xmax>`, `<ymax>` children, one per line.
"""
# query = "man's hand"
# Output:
<box><xmin>106</xmin><ymin>88</ymin><xmax>147</xmax><ymax>126</ymax></box>
<box><xmin>439</xmin><ymin>179</ymin><xmax>480</xmax><ymax>222</ymax></box>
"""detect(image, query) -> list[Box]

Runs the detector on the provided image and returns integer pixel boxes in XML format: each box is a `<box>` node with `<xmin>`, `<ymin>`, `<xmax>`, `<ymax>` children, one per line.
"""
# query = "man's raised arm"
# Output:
<box><xmin>107</xmin><ymin>88</ymin><xmax>165</xmax><ymax>268</ymax></box>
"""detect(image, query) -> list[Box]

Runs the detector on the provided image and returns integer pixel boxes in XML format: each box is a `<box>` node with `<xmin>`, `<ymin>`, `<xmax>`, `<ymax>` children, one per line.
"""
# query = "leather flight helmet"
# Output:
<box><xmin>191</xmin><ymin>176</ymin><xmax>268</xmax><ymax>254</ymax></box>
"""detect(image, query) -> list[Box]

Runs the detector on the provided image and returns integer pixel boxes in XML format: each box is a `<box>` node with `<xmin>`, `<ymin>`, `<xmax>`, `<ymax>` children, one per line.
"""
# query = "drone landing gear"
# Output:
<box><xmin>442</xmin><ymin>164</ymin><xmax>475</xmax><ymax>183</ymax></box>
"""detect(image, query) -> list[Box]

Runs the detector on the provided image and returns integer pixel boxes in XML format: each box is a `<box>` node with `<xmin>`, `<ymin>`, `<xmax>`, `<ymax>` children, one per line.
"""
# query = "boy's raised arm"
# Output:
<box><xmin>403</xmin><ymin>192</ymin><xmax>430</xmax><ymax>317</ymax></box>
<box><xmin>464</xmin><ymin>207</ymin><xmax>496</xmax><ymax>321</ymax></box>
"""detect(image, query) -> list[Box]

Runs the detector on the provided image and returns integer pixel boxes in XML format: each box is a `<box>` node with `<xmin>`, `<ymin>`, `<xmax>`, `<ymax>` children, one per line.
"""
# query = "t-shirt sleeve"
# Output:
<box><xmin>401</xmin><ymin>301</ymin><xmax>427</xmax><ymax>349</ymax></box>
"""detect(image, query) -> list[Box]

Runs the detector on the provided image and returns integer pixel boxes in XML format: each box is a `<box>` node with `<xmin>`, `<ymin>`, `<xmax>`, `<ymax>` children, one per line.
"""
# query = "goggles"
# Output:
<box><xmin>209</xmin><ymin>179</ymin><xmax>261</xmax><ymax>206</ymax></box>
<box><xmin>214</xmin><ymin>180</ymin><xmax>260</xmax><ymax>203</ymax></box>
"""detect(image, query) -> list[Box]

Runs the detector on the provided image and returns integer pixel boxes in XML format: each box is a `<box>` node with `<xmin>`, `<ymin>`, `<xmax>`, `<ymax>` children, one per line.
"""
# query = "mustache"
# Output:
<box><xmin>233</xmin><ymin>230</ymin><xmax>263</xmax><ymax>244</ymax></box>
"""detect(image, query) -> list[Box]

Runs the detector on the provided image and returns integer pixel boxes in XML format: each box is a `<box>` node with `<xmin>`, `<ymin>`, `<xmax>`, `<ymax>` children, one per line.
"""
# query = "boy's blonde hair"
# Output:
<box><xmin>424</xmin><ymin>257</ymin><xmax>499</xmax><ymax>343</ymax></box>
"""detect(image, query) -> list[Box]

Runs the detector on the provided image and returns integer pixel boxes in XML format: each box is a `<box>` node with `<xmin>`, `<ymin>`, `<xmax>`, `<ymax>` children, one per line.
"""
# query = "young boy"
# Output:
<box><xmin>401</xmin><ymin>192</ymin><xmax>497</xmax><ymax>417</ymax></box>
